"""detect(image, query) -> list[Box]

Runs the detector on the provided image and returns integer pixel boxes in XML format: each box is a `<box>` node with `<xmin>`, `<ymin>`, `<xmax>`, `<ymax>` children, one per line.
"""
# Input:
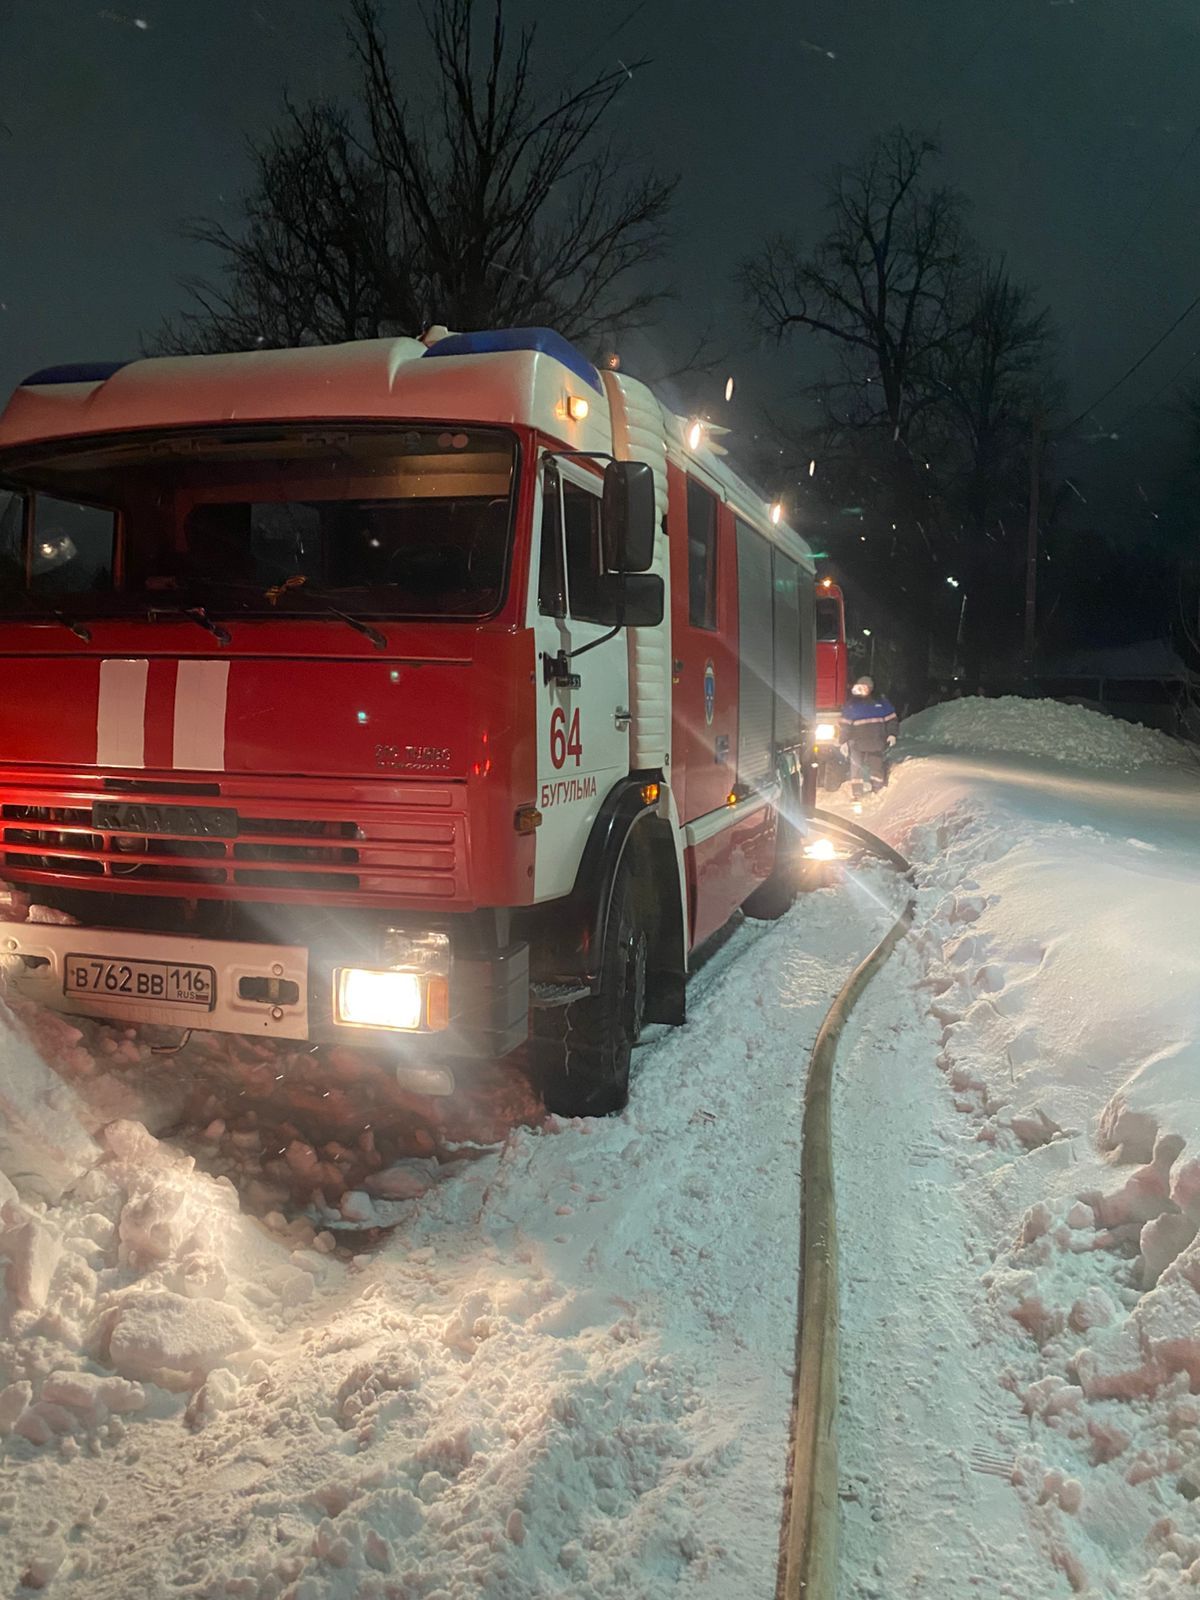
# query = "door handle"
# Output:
<box><xmin>614</xmin><ymin>706</ymin><xmax>632</xmax><ymax>730</ymax></box>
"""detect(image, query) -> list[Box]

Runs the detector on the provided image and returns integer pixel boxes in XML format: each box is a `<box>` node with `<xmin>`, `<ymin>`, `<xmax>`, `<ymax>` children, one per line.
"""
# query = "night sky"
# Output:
<box><xmin>5</xmin><ymin>0</ymin><xmax>1200</xmax><ymax>535</ymax></box>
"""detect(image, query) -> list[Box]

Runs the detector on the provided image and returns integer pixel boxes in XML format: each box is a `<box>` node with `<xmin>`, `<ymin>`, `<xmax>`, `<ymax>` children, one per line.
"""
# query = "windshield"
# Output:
<box><xmin>0</xmin><ymin>425</ymin><xmax>518</xmax><ymax>619</ymax></box>
<box><xmin>816</xmin><ymin>596</ymin><xmax>842</xmax><ymax>643</ymax></box>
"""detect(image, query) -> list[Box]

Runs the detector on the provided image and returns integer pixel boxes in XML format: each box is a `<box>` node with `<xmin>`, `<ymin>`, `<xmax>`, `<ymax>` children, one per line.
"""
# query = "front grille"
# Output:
<box><xmin>4</xmin><ymin>804</ymin><xmax>358</xmax><ymax>883</ymax></box>
<box><xmin>0</xmin><ymin>777</ymin><xmax>466</xmax><ymax>906</ymax></box>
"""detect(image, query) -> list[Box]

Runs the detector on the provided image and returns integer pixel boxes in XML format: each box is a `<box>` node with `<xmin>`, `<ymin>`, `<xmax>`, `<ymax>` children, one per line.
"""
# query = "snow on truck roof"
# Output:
<box><xmin>2</xmin><ymin>326</ymin><xmax>811</xmax><ymax>566</ymax></box>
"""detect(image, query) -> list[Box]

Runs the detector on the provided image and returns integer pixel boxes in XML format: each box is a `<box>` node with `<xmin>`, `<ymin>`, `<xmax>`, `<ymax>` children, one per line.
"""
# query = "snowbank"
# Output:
<box><xmin>900</xmin><ymin>693</ymin><xmax>1191</xmax><ymax>771</ymax></box>
<box><xmin>848</xmin><ymin>707</ymin><xmax>1200</xmax><ymax>1597</ymax></box>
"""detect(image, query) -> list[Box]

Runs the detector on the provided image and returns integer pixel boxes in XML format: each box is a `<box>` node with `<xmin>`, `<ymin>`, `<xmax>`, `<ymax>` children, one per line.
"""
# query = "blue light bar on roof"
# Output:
<box><xmin>21</xmin><ymin>361</ymin><xmax>132</xmax><ymax>387</ymax></box>
<box><xmin>422</xmin><ymin>328</ymin><xmax>603</xmax><ymax>394</ymax></box>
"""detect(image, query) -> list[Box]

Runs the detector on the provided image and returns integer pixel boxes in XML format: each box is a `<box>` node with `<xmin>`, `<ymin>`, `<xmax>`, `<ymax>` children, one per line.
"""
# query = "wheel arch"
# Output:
<box><xmin>530</xmin><ymin>776</ymin><xmax>687</xmax><ymax>1019</ymax></box>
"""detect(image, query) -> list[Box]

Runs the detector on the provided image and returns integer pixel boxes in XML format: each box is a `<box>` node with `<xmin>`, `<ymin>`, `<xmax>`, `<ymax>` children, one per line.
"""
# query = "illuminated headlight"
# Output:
<box><xmin>336</xmin><ymin>968</ymin><xmax>426</xmax><ymax>1030</ymax></box>
<box><xmin>335</xmin><ymin>931</ymin><xmax>451</xmax><ymax>1032</ymax></box>
<box><xmin>814</xmin><ymin>722</ymin><xmax>838</xmax><ymax>744</ymax></box>
<box><xmin>803</xmin><ymin>837</ymin><xmax>839</xmax><ymax>861</ymax></box>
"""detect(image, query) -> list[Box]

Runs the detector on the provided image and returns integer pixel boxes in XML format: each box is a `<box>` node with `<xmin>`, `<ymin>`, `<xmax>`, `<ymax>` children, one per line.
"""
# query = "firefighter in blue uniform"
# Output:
<box><xmin>840</xmin><ymin>677</ymin><xmax>899</xmax><ymax>799</ymax></box>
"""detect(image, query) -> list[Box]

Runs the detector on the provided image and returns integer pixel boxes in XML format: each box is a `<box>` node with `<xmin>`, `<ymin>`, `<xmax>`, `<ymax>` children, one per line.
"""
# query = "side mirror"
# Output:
<box><xmin>621</xmin><ymin>573</ymin><xmax>665</xmax><ymax>627</ymax></box>
<box><xmin>602</xmin><ymin>460</ymin><xmax>656</xmax><ymax>573</ymax></box>
<box><xmin>590</xmin><ymin>571</ymin><xmax>664</xmax><ymax>628</ymax></box>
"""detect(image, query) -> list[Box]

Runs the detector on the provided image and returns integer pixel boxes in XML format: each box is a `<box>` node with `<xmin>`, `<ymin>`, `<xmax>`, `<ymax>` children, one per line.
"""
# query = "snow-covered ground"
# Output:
<box><xmin>0</xmin><ymin>858</ymin><xmax>906</xmax><ymax>1598</ymax></box>
<box><xmin>838</xmin><ymin>697</ymin><xmax>1200</xmax><ymax>1599</ymax></box>
<box><xmin>3</xmin><ymin>692</ymin><xmax>1199</xmax><ymax>1599</ymax></box>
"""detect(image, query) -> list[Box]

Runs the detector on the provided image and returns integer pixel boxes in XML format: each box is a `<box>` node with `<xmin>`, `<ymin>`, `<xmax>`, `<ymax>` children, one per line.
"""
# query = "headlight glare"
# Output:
<box><xmin>336</xmin><ymin>968</ymin><xmax>425</xmax><ymax>1031</ymax></box>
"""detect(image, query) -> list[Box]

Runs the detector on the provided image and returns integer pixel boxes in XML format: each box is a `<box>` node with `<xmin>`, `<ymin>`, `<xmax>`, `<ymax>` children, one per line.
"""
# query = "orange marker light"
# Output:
<box><xmin>425</xmin><ymin>976</ymin><xmax>450</xmax><ymax>1031</ymax></box>
<box><xmin>514</xmin><ymin>805</ymin><xmax>543</xmax><ymax>834</ymax></box>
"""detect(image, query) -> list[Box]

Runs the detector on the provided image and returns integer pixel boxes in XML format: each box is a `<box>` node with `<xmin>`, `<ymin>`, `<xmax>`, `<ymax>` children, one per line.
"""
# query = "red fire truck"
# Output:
<box><xmin>813</xmin><ymin>577</ymin><xmax>847</xmax><ymax>787</ymax></box>
<box><xmin>0</xmin><ymin>328</ymin><xmax>818</xmax><ymax>1115</ymax></box>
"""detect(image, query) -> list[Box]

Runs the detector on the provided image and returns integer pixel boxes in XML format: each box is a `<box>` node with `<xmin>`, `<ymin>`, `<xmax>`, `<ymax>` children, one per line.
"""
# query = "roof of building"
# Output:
<box><xmin>1039</xmin><ymin>640</ymin><xmax>1199</xmax><ymax>684</ymax></box>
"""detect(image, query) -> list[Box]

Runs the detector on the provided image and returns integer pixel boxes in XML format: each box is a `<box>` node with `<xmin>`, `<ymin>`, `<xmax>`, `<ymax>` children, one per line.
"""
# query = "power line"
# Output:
<box><xmin>1110</xmin><ymin>119</ymin><xmax>1200</xmax><ymax>269</ymax></box>
<box><xmin>1063</xmin><ymin>289</ymin><xmax>1200</xmax><ymax>434</ymax></box>
<box><xmin>1113</xmin><ymin>345</ymin><xmax>1200</xmax><ymax>431</ymax></box>
<box><xmin>923</xmin><ymin>12</ymin><xmax>1015</xmax><ymax>125</ymax></box>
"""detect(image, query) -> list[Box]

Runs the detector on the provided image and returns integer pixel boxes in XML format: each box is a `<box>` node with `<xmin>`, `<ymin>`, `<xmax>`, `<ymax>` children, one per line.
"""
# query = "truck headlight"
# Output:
<box><xmin>336</xmin><ymin>968</ymin><xmax>427</xmax><ymax>1030</ymax></box>
<box><xmin>335</xmin><ymin>930</ymin><xmax>450</xmax><ymax>1032</ymax></box>
<box><xmin>814</xmin><ymin>722</ymin><xmax>838</xmax><ymax>743</ymax></box>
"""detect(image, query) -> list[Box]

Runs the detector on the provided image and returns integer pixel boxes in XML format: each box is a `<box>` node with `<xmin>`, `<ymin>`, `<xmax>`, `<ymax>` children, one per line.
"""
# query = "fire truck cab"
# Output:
<box><xmin>0</xmin><ymin>329</ymin><xmax>818</xmax><ymax>1115</ymax></box>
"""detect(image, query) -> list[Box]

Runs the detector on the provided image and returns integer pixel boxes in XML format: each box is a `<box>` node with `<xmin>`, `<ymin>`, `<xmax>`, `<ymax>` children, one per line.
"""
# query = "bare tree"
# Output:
<box><xmin>927</xmin><ymin>261</ymin><xmax>1057</xmax><ymax>679</ymax></box>
<box><xmin>938</xmin><ymin>260</ymin><xmax>1054</xmax><ymax>535</ymax></box>
<box><xmin>153</xmin><ymin>0</ymin><xmax>676</xmax><ymax>355</ymax></box>
<box><xmin>740</xmin><ymin>130</ymin><xmax>1064</xmax><ymax>698</ymax></box>
<box><xmin>154</xmin><ymin>101</ymin><xmax>413</xmax><ymax>353</ymax></box>
<box><xmin>740</xmin><ymin>128</ymin><xmax>969</xmax><ymax>447</ymax></box>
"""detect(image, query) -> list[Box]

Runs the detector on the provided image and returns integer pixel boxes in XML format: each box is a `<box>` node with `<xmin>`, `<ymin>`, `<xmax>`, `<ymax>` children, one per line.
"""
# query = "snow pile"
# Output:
<box><xmin>900</xmin><ymin>693</ymin><xmax>1191</xmax><ymax>771</ymax></box>
<box><xmin>0</xmin><ymin>1003</ymin><xmax>98</xmax><ymax>1206</ymax></box>
<box><xmin>850</xmin><ymin>709</ymin><xmax>1200</xmax><ymax>1596</ymax></box>
<box><xmin>0</xmin><ymin>994</ymin><xmax>350</xmax><ymax>1593</ymax></box>
<box><xmin>0</xmin><ymin>873</ymin><xmax>897</xmax><ymax>1597</ymax></box>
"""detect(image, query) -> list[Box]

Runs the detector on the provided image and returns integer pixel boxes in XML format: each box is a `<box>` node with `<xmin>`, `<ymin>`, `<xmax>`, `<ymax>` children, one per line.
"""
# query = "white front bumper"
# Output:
<box><xmin>0</xmin><ymin>921</ymin><xmax>309</xmax><ymax>1040</ymax></box>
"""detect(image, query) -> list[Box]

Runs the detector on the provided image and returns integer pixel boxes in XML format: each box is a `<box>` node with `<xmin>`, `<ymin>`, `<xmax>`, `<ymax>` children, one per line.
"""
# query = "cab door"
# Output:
<box><xmin>531</xmin><ymin>456</ymin><xmax>631</xmax><ymax>900</ymax></box>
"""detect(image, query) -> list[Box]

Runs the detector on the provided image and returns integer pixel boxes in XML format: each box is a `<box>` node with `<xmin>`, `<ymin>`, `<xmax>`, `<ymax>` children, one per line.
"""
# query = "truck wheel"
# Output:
<box><xmin>743</xmin><ymin>867</ymin><xmax>795</xmax><ymax>920</ymax></box>
<box><xmin>530</xmin><ymin>861</ymin><xmax>646</xmax><ymax>1117</ymax></box>
<box><xmin>743</xmin><ymin>800</ymin><xmax>799</xmax><ymax>921</ymax></box>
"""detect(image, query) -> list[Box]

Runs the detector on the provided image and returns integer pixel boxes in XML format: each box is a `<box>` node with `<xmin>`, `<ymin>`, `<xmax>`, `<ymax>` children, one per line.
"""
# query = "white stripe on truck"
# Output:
<box><xmin>173</xmin><ymin>660</ymin><xmax>230</xmax><ymax>772</ymax></box>
<box><xmin>96</xmin><ymin>658</ymin><xmax>149</xmax><ymax>768</ymax></box>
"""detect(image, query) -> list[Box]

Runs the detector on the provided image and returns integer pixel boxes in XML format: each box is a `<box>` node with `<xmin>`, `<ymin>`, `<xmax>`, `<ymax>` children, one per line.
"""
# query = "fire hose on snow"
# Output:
<box><xmin>779</xmin><ymin>816</ymin><xmax>915</xmax><ymax>1599</ymax></box>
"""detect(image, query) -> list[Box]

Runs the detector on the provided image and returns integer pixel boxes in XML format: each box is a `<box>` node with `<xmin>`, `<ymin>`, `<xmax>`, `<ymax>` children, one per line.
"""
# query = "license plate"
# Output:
<box><xmin>64</xmin><ymin>954</ymin><xmax>216</xmax><ymax>1010</ymax></box>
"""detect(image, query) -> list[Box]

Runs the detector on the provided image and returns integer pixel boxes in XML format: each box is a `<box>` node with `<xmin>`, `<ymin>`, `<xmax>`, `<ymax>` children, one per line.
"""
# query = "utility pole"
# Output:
<box><xmin>1023</xmin><ymin>415</ymin><xmax>1041</xmax><ymax>675</ymax></box>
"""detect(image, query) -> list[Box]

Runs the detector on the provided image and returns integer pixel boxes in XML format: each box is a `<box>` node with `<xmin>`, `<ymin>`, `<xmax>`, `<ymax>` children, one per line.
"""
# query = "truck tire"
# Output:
<box><xmin>743</xmin><ymin>866</ymin><xmax>795</xmax><ymax>921</ymax></box>
<box><xmin>743</xmin><ymin>793</ymin><xmax>800</xmax><ymax>921</ymax></box>
<box><xmin>530</xmin><ymin>859</ymin><xmax>646</xmax><ymax>1117</ymax></box>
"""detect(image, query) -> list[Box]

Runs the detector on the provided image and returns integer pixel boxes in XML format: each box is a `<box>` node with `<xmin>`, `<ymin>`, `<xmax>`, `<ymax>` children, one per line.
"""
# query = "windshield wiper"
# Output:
<box><xmin>187</xmin><ymin>575</ymin><xmax>388</xmax><ymax>652</ymax></box>
<box><xmin>286</xmin><ymin>589</ymin><xmax>388</xmax><ymax>652</ymax></box>
<box><xmin>11</xmin><ymin>592</ymin><xmax>92</xmax><ymax>642</ymax></box>
<box><xmin>148</xmin><ymin>603</ymin><xmax>232</xmax><ymax>646</ymax></box>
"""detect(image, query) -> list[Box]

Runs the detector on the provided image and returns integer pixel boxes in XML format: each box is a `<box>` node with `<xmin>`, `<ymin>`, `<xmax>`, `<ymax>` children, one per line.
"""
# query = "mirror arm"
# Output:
<box><xmin>542</xmin><ymin>450</ymin><xmax>615</xmax><ymax>466</ymax></box>
<box><xmin>567</xmin><ymin>609</ymin><xmax>625</xmax><ymax>662</ymax></box>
